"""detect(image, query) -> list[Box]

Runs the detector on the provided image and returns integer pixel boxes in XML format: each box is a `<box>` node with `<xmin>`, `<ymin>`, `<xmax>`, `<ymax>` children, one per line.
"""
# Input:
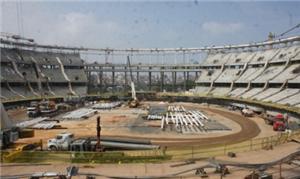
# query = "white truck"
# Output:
<box><xmin>47</xmin><ymin>132</ymin><xmax>160</xmax><ymax>151</ymax></box>
<box><xmin>47</xmin><ymin>132</ymin><xmax>75</xmax><ymax>151</ymax></box>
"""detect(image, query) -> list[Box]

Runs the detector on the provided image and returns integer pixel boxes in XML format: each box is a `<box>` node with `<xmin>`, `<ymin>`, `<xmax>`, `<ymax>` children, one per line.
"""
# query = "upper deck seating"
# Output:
<box><xmin>228</xmin><ymin>88</ymin><xmax>248</xmax><ymax>97</ymax></box>
<box><xmin>270</xmin><ymin>64</ymin><xmax>300</xmax><ymax>83</ymax></box>
<box><xmin>240</xmin><ymin>88</ymin><xmax>263</xmax><ymax>99</ymax></box>
<box><xmin>277</xmin><ymin>92</ymin><xmax>300</xmax><ymax>106</ymax></box>
<box><xmin>195</xmin><ymin>68</ymin><xmax>222</xmax><ymax>83</ymax></box>
<box><xmin>215</xmin><ymin>67</ymin><xmax>242</xmax><ymax>83</ymax></box>
<box><xmin>251</xmin><ymin>88</ymin><xmax>281</xmax><ymax>100</ymax></box>
<box><xmin>210</xmin><ymin>87</ymin><xmax>231</xmax><ymax>96</ymax></box>
<box><xmin>263</xmin><ymin>88</ymin><xmax>300</xmax><ymax>103</ymax></box>
<box><xmin>226</xmin><ymin>52</ymin><xmax>256</xmax><ymax>64</ymax></box>
<box><xmin>252</xmin><ymin>65</ymin><xmax>285</xmax><ymax>83</ymax></box>
<box><xmin>235</xmin><ymin>66</ymin><xmax>265</xmax><ymax>83</ymax></box>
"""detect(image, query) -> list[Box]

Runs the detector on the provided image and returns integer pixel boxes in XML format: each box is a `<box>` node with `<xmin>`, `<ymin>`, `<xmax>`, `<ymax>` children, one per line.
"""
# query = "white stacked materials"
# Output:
<box><xmin>161</xmin><ymin>105</ymin><xmax>213</xmax><ymax>133</ymax></box>
<box><xmin>62</xmin><ymin>108</ymin><xmax>97</xmax><ymax>120</ymax></box>
<box><xmin>147</xmin><ymin>115</ymin><xmax>163</xmax><ymax>120</ymax></box>
<box><xmin>92</xmin><ymin>102</ymin><xmax>122</xmax><ymax>109</ymax></box>
<box><xmin>16</xmin><ymin>117</ymin><xmax>49</xmax><ymax>128</ymax></box>
<box><xmin>31</xmin><ymin>122</ymin><xmax>57</xmax><ymax>129</ymax></box>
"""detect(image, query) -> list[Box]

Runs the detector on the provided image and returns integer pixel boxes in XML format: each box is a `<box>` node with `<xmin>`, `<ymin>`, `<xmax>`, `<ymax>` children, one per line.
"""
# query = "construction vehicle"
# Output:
<box><xmin>47</xmin><ymin>132</ymin><xmax>159</xmax><ymax>151</ymax></box>
<box><xmin>127</xmin><ymin>55</ymin><xmax>139</xmax><ymax>108</ymax></box>
<box><xmin>27</xmin><ymin>100</ymin><xmax>58</xmax><ymax>117</ymax></box>
<box><xmin>263</xmin><ymin>112</ymin><xmax>287</xmax><ymax>131</ymax></box>
<box><xmin>47</xmin><ymin>132</ymin><xmax>98</xmax><ymax>151</ymax></box>
<box><xmin>241</xmin><ymin>108</ymin><xmax>254</xmax><ymax>117</ymax></box>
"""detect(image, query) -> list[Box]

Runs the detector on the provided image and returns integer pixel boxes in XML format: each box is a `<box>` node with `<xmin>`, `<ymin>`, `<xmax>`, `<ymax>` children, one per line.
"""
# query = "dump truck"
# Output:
<box><xmin>263</xmin><ymin>112</ymin><xmax>287</xmax><ymax>131</ymax></box>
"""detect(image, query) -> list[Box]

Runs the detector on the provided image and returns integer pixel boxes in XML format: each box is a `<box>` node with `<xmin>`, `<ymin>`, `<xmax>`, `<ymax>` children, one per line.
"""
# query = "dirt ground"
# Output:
<box><xmin>12</xmin><ymin>101</ymin><xmax>265</xmax><ymax>148</ymax></box>
<box><xmin>1</xmin><ymin>142</ymin><xmax>299</xmax><ymax>179</ymax></box>
<box><xmin>3</xmin><ymin>101</ymin><xmax>299</xmax><ymax>178</ymax></box>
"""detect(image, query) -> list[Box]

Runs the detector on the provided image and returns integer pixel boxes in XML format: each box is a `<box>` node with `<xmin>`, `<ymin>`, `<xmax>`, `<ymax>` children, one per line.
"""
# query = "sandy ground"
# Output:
<box><xmin>1</xmin><ymin>142</ymin><xmax>299</xmax><ymax>179</ymax></box>
<box><xmin>12</xmin><ymin>102</ymin><xmax>263</xmax><ymax>148</ymax></box>
<box><xmin>3</xmin><ymin>101</ymin><xmax>299</xmax><ymax>178</ymax></box>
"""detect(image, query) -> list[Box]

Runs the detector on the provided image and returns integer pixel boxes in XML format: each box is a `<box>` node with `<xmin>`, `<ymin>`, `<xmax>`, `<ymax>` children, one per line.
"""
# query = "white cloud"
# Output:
<box><xmin>1</xmin><ymin>2</ymin><xmax>123</xmax><ymax>48</ymax></box>
<box><xmin>201</xmin><ymin>21</ymin><xmax>243</xmax><ymax>35</ymax></box>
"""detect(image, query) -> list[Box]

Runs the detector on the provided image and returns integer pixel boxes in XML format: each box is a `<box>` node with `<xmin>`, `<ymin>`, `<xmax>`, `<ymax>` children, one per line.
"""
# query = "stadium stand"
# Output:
<box><xmin>196</xmin><ymin>68</ymin><xmax>223</xmax><ymax>83</ymax></box>
<box><xmin>195</xmin><ymin>41</ymin><xmax>300</xmax><ymax>108</ymax></box>
<box><xmin>215</xmin><ymin>66</ymin><xmax>243</xmax><ymax>83</ymax></box>
<box><xmin>0</xmin><ymin>47</ymin><xmax>87</xmax><ymax>100</ymax></box>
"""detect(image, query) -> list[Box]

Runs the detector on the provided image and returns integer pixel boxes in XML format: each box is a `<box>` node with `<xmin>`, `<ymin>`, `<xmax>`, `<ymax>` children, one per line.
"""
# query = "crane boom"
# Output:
<box><xmin>127</xmin><ymin>56</ymin><xmax>137</xmax><ymax>100</ymax></box>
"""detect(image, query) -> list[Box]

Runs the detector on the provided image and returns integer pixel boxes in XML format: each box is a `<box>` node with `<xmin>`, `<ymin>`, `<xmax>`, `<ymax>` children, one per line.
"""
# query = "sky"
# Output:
<box><xmin>1</xmin><ymin>1</ymin><xmax>300</xmax><ymax>50</ymax></box>
<box><xmin>1</xmin><ymin>0</ymin><xmax>300</xmax><ymax>48</ymax></box>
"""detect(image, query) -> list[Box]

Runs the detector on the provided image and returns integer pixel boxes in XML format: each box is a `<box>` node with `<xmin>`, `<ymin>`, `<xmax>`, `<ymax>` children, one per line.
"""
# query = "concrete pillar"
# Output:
<box><xmin>99</xmin><ymin>67</ymin><xmax>103</xmax><ymax>92</ymax></box>
<box><xmin>174</xmin><ymin>70</ymin><xmax>177</xmax><ymax>92</ymax></box>
<box><xmin>124</xmin><ymin>66</ymin><xmax>127</xmax><ymax>87</ymax></box>
<box><xmin>183</xmin><ymin>71</ymin><xmax>187</xmax><ymax>91</ymax></box>
<box><xmin>160</xmin><ymin>67</ymin><xmax>164</xmax><ymax>92</ymax></box>
<box><xmin>137</xmin><ymin>66</ymin><xmax>140</xmax><ymax>90</ymax></box>
<box><xmin>172</xmin><ymin>71</ymin><xmax>176</xmax><ymax>92</ymax></box>
<box><xmin>148</xmin><ymin>67</ymin><xmax>152</xmax><ymax>91</ymax></box>
<box><xmin>112</xmin><ymin>66</ymin><xmax>115</xmax><ymax>88</ymax></box>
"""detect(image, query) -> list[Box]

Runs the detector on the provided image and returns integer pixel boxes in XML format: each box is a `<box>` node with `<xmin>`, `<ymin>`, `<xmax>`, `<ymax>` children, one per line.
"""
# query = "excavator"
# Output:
<box><xmin>127</xmin><ymin>56</ymin><xmax>139</xmax><ymax>108</ymax></box>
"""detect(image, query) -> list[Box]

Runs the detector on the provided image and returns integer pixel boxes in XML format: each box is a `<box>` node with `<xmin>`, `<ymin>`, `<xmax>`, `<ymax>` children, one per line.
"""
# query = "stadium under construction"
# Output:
<box><xmin>1</xmin><ymin>2</ymin><xmax>300</xmax><ymax>179</ymax></box>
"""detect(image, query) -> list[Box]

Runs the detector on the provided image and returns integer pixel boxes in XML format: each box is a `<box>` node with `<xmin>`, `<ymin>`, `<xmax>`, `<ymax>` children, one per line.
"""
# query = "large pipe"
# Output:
<box><xmin>96</xmin><ymin>116</ymin><xmax>101</xmax><ymax>151</ymax></box>
<box><xmin>100</xmin><ymin>141</ymin><xmax>159</xmax><ymax>150</ymax></box>
<box><xmin>100</xmin><ymin>137</ymin><xmax>152</xmax><ymax>145</ymax></box>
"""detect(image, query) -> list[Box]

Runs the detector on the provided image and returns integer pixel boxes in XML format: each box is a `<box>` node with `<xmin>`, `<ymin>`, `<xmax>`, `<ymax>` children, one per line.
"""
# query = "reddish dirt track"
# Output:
<box><xmin>101</xmin><ymin>107</ymin><xmax>261</xmax><ymax>148</ymax></box>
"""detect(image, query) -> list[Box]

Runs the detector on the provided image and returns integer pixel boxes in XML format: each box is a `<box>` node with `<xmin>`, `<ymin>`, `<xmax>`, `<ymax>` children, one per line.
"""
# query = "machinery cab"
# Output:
<box><xmin>47</xmin><ymin>132</ymin><xmax>74</xmax><ymax>151</ymax></box>
<box><xmin>70</xmin><ymin>138</ymin><xmax>96</xmax><ymax>151</ymax></box>
<box><xmin>27</xmin><ymin>101</ymin><xmax>40</xmax><ymax>117</ymax></box>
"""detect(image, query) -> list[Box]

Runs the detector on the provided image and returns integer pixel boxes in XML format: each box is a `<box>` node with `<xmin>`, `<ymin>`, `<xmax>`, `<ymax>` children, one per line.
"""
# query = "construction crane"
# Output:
<box><xmin>127</xmin><ymin>55</ymin><xmax>139</xmax><ymax>108</ymax></box>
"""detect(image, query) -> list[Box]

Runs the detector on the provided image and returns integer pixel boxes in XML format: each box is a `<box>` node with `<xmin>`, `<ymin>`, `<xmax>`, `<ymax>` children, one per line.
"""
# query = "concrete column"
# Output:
<box><xmin>99</xmin><ymin>67</ymin><xmax>103</xmax><ymax>92</ymax></box>
<box><xmin>148</xmin><ymin>67</ymin><xmax>152</xmax><ymax>91</ymax></box>
<box><xmin>124</xmin><ymin>66</ymin><xmax>127</xmax><ymax>87</ymax></box>
<box><xmin>112</xmin><ymin>66</ymin><xmax>115</xmax><ymax>88</ymax></box>
<box><xmin>172</xmin><ymin>71</ymin><xmax>175</xmax><ymax>92</ymax></box>
<box><xmin>160</xmin><ymin>67</ymin><xmax>164</xmax><ymax>92</ymax></box>
<box><xmin>137</xmin><ymin>66</ymin><xmax>140</xmax><ymax>90</ymax></box>
<box><xmin>183</xmin><ymin>71</ymin><xmax>187</xmax><ymax>91</ymax></box>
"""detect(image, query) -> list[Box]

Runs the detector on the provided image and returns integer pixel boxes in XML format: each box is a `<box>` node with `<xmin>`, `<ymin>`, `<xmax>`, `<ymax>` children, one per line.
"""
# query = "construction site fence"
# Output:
<box><xmin>2</xmin><ymin>130</ymin><xmax>300</xmax><ymax>164</ymax></box>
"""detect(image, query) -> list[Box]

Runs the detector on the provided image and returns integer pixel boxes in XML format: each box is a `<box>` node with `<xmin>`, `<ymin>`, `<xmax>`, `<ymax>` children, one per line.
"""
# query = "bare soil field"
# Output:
<box><xmin>1</xmin><ymin>142</ymin><xmax>299</xmax><ymax>179</ymax></box>
<box><xmin>12</xmin><ymin>102</ymin><xmax>264</xmax><ymax>149</ymax></box>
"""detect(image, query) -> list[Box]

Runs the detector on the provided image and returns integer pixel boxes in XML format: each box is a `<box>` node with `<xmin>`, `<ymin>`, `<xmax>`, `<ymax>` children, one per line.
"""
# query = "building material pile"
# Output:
<box><xmin>161</xmin><ymin>105</ymin><xmax>230</xmax><ymax>134</ymax></box>
<box><xmin>31</xmin><ymin>122</ymin><xmax>57</xmax><ymax>129</ymax></box>
<box><xmin>147</xmin><ymin>105</ymin><xmax>167</xmax><ymax>120</ymax></box>
<box><xmin>16</xmin><ymin>117</ymin><xmax>49</xmax><ymax>128</ymax></box>
<box><xmin>62</xmin><ymin>108</ymin><xmax>97</xmax><ymax>120</ymax></box>
<box><xmin>92</xmin><ymin>101</ymin><xmax>122</xmax><ymax>110</ymax></box>
<box><xmin>16</xmin><ymin>117</ymin><xmax>59</xmax><ymax>129</ymax></box>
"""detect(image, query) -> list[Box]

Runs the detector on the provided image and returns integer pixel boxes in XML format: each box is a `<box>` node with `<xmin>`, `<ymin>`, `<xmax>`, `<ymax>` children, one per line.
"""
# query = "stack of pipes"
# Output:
<box><xmin>92</xmin><ymin>102</ymin><xmax>122</xmax><ymax>110</ymax></box>
<box><xmin>160</xmin><ymin>105</ymin><xmax>209</xmax><ymax>133</ymax></box>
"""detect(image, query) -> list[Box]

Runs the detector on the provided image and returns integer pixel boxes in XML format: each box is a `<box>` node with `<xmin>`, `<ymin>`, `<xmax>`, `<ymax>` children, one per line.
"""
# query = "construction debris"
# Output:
<box><xmin>92</xmin><ymin>102</ymin><xmax>122</xmax><ymax>110</ymax></box>
<box><xmin>160</xmin><ymin>105</ymin><xmax>230</xmax><ymax>134</ymax></box>
<box><xmin>16</xmin><ymin>117</ymin><xmax>49</xmax><ymax>128</ymax></box>
<box><xmin>31</xmin><ymin>122</ymin><xmax>57</xmax><ymax>129</ymax></box>
<box><xmin>62</xmin><ymin>108</ymin><xmax>98</xmax><ymax>120</ymax></box>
